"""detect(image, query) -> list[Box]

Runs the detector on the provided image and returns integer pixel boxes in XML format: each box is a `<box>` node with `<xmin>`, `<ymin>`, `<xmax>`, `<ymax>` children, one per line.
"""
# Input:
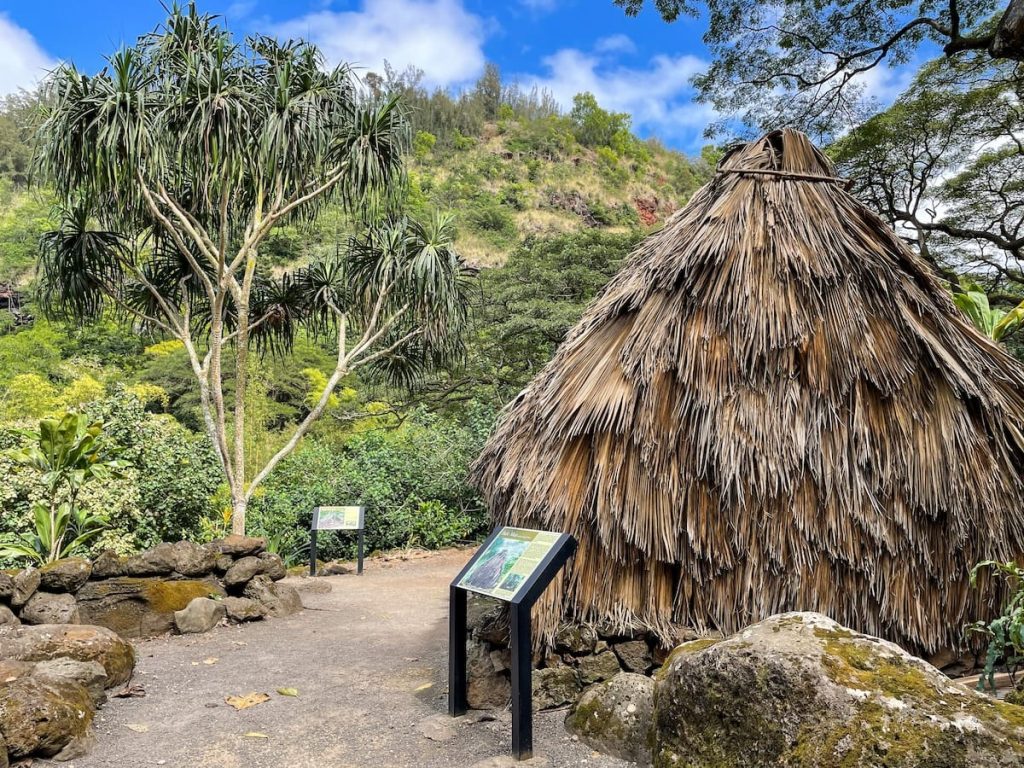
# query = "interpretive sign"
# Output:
<box><xmin>457</xmin><ymin>527</ymin><xmax>562</xmax><ymax>601</ymax></box>
<box><xmin>449</xmin><ymin>526</ymin><xmax>576</xmax><ymax>762</ymax></box>
<box><xmin>312</xmin><ymin>505</ymin><xmax>364</xmax><ymax>530</ymax></box>
<box><xmin>309</xmin><ymin>506</ymin><xmax>366</xmax><ymax>576</ymax></box>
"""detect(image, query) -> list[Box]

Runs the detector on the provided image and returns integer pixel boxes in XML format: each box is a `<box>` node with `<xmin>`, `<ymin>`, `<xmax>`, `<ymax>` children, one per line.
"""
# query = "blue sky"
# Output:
<box><xmin>0</xmin><ymin>0</ymin><xmax>911</xmax><ymax>153</ymax></box>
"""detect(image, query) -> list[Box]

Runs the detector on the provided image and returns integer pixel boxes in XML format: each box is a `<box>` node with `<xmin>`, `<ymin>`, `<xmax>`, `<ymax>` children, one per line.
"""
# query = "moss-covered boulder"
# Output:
<box><xmin>566</xmin><ymin>673</ymin><xmax>654</xmax><ymax>765</ymax></box>
<box><xmin>652</xmin><ymin>612</ymin><xmax>1024</xmax><ymax>768</ymax></box>
<box><xmin>0</xmin><ymin>675</ymin><xmax>94</xmax><ymax>759</ymax></box>
<box><xmin>0</xmin><ymin>624</ymin><xmax>135</xmax><ymax>688</ymax></box>
<box><xmin>20</xmin><ymin>592</ymin><xmax>80</xmax><ymax>625</ymax></box>
<box><xmin>38</xmin><ymin>558</ymin><xmax>92</xmax><ymax>593</ymax></box>
<box><xmin>532</xmin><ymin>665</ymin><xmax>581</xmax><ymax>710</ymax></box>
<box><xmin>76</xmin><ymin>576</ymin><xmax>225</xmax><ymax>638</ymax></box>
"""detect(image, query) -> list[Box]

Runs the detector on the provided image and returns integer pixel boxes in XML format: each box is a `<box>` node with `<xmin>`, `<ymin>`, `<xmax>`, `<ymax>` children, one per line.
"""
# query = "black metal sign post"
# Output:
<box><xmin>449</xmin><ymin>526</ymin><xmax>576</xmax><ymax>761</ymax></box>
<box><xmin>309</xmin><ymin>506</ymin><xmax>366</xmax><ymax>576</ymax></box>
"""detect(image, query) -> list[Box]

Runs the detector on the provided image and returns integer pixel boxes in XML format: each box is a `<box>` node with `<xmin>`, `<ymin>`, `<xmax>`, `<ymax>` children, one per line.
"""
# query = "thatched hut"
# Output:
<box><xmin>472</xmin><ymin>129</ymin><xmax>1024</xmax><ymax>654</ymax></box>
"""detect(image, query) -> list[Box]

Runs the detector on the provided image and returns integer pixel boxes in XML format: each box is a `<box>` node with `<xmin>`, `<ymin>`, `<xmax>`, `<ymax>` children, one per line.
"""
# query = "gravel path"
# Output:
<box><xmin>49</xmin><ymin>548</ymin><xmax>631</xmax><ymax>768</ymax></box>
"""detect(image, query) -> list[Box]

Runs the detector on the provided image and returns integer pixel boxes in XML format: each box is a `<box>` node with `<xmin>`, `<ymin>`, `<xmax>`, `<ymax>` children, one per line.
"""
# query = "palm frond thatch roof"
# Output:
<box><xmin>471</xmin><ymin>129</ymin><xmax>1024</xmax><ymax>653</ymax></box>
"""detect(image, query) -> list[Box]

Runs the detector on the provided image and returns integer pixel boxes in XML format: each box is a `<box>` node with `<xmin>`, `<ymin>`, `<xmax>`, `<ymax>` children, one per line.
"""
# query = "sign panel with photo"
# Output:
<box><xmin>312</xmin><ymin>505</ymin><xmax>364</xmax><ymax>531</ymax></box>
<box><xmin>456</xmin><ymin>527</ymin><xmax>562</xmax><ymax>602</ymax></box>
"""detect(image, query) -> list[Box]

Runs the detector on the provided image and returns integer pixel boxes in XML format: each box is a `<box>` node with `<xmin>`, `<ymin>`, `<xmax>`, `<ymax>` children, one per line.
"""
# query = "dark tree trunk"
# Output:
<box><xmin>992</xmin><ymin>0</ymin><xmax>1024</xmax><ymax>59</ymax></box>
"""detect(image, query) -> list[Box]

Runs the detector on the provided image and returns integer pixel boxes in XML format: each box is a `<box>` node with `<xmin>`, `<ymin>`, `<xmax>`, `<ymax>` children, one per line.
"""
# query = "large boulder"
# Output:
<box><xmin>653</xmin><ymin>612</ymin><xmax>1024</xmax><ymax>768</ymax></box>
<box><xmin>89</xmin><ymin>550</ymin><xmax>126</xmax><ymax>579</ymax></box>
<box><xmin>173</xmin><ymin>597</ymin><xmax>226</xmax><ymax>634</ymax></box>
<box><xmin>258</xmin><ymin>552</ymin><xmax>287</xmax><ymax>581</ymax></box>
<box><xmin>0</xmin><ymin>675</ymin><xmax>94</xmax><ymax>759</ymax></box>
<box><xmin>222</xmin><ymin>596</ymin><xmax>267</xmax><ymax>623</ymax></box>
<box><xmin>123</xmin><ymin>542</ymin><xmax>177</xmax><ymax>576</ymax></box>
<box><xmin>10</xmin><ymin>568</ymin><xmax>40</xmax><ymax>608</ymax></box>
<box><xmin>168</xmin><ymin>541</ymin><xmax>218</xmax><ymax>577</ymax></box>
<box><xmin>467</xmin><ymin>636</ymin><xmax>511</xmax><ymax>709</ymax></box>
<box><xmin>76</xmin><ymin>576</ymin><xmax>225</xmax><ymax>638</ymax></box>
<box><xmin>0</xmin><ymin>624</ymin><xmax>135</xmax><ymax>688</ymax></box>
<box><xmin>223</xmin><ymin>555</ymin><xmax>266</xmax><ymax>589</ymax></box>
<box><xmin>38</xmin><ymin>558</ymin><xmax>92</xmax><ymax>593</ymax></box>
<box><xmin>532</xmin><ymin>665</ymin><xmax>581</xmax><ymax>711</ymax></box>
<box><xmin>566</xmin><ymin>673</ymin><xmax>655</xmax><ymax>766</ymax></box>
<box><xmin>212</xmin><ymin>534</ymin><xmax>266</xmax><ymax>557</ymax></box>
<box><xmin>0</xmin><ymin>571</ymin><xmax>15</xmax><ymax>602</ymax></box>
<box><xmin>20</xmin><ymin>592</ymin><xmax>80</xmax><ymax>625</ymax></box>
<box><xmin>242</xmin><ymin>574</ymin><xmax>302</xmax><ymax>617</ymax></box>
<box><xmin>33</xmin><ymin>658</ymin><xmax>109</xmax><ymax>706</ymax></box>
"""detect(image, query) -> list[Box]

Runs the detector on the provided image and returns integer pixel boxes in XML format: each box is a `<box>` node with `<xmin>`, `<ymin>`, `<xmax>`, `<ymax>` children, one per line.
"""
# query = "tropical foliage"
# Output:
<box><xmin>34</xmin><ymin>4</ymin><xmax>469</xmax><ymax>533</ymax></box>
<box><xmin>0</xmin><ymin>412</ymin><xmax>128</xmax><ymax>564</ymax></box>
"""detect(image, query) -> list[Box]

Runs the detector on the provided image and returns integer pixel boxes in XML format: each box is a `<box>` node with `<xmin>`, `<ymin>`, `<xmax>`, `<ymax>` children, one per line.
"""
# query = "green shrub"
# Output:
<box><xmin>248</xmin><ymin>407</ymin><xmax>492</xmax><ymax>560</ymax></box>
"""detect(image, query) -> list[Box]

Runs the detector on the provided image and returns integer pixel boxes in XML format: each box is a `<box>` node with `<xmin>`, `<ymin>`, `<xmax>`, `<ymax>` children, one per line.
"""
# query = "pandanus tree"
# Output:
<box><xmin>34</xmin><ymin>4</ymin><xmax>469</xmax><ymax>534</ymax></box>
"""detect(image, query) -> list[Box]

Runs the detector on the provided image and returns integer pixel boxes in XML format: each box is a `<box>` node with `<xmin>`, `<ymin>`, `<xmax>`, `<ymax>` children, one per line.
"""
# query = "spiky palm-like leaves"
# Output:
<box><xmin>34</xmin><ymin>3</ymin><xmax>468</xmax><ymax>533</ymax></box>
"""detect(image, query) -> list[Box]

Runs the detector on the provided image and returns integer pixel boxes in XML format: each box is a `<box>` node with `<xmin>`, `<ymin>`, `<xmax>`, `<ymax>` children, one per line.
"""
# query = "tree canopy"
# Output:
<box><xmin>34</xmin><ymin>3</ymin><xmax>469</xmax><ymax>533</ymax></box>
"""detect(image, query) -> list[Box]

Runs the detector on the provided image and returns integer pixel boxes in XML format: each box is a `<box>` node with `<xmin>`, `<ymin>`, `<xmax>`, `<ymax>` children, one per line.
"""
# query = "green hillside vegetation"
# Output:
<box><xmin>0</xmin><ymin>60</ymin><xmax>709</xmax><ymax>565</ymax></box>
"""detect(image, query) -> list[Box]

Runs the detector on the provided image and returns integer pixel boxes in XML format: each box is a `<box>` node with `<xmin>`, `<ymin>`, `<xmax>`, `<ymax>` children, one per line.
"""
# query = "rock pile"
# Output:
<box><xmin>466</xmin><ymin>597</ymin><xmax>693</xmax><ymax>711</ymax></box>
<box><xmin>0</xmin><ymin>623</ymin><xmax>136</xmax><ymax>763</ymax></box>
<box><xmin>565</xmin><ymin>612</ymin><xmax>1024</xmax><ymax>768</ymax></box>
<box><xmin>1</xmin><ymin>535</ymin><xmax>301</xmax><ymax>638</ymax></box>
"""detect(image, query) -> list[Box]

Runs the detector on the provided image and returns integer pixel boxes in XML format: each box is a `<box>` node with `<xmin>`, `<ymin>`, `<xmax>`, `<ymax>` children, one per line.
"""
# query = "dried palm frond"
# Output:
<box><xmin>472</xmin><ymin>129</ymin><xmax>1024</xmax><ymax>654</ymax></box>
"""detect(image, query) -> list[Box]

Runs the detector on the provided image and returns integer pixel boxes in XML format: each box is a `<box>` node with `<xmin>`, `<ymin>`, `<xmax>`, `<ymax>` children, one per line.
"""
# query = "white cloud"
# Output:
<box><xmin>594</xmin><ymin>34</ymin><xmax>636</xmax><ymax>55</ymax></box>
<box><xmin>519</xmin><ymin>0</ymin><xmax>559</xmax><ymax>11</ymax></box>
<box><xmin>0</xmin><ymin>14</ymin><xmax>55</xmax><ymax>97</ymax></box>
<box><xmin>272</xmin><ymin>0</ymin><xmax>488</xmax><ymax>89</ymax></box>
<box><xmin>517</xmin><ymin>46</ymin><xmax>715</xmax><ymax>150</ymax></box>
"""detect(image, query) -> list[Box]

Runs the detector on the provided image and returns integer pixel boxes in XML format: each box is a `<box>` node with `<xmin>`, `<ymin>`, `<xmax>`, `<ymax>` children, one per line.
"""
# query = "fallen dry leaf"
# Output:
<box><xmin>414</xmin><ymin>683</ymin><xmax>433</xmax><ymax>692</ymax></box>
<box><xmin>225</xmin><ymin>692</ymin><xmax>270</xmax><ymax>710</ymax></box>
<box><xmin>243</xmin><ymin>732</ymin><xmax>269</xmax><ymax>739</ymax></box>
<box><xmin>203</xmin><ymin>657</ymin><xmax>219</xmax><ymax>665</ymax></box>
<box><xmin>276</xmin><ymin>687</ymin><xmax>299</xmax><ymax>697</ymax></box>
<box><xmin>126</xmin><ymin>723</ymin><xmax>149</xmax><ymax>733</ymax></box>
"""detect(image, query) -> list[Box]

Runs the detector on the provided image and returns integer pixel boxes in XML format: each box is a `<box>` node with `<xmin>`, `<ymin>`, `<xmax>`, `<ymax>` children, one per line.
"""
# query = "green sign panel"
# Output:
<box><xmin>457</xmin><ymin>527</ymin><xmax>562</xmax><ymax>601</ymax></box>
<box><xmin>312</xmin><ymin>506</ymin><xmax>364</xmax><ymax>530</ymax></box>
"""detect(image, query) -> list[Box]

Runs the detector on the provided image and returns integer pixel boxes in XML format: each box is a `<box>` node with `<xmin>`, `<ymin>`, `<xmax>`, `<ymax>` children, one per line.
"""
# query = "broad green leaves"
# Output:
<box><xmin>953</xmin><ymin>281</ymin><xmax>1024</xmax><ymax>341</ymax></box>
<box><xmin>1</xmin><ymin>412</ymin><xmax>129</xmax><ymax>564</ymax></box>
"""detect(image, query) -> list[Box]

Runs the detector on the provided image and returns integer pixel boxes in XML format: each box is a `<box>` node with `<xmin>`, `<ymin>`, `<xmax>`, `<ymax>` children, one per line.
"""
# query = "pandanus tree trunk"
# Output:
<box><xmin>993</xmin><ymin>0</ymin><xmax>1024</xmax><ymax>58</ymax></box>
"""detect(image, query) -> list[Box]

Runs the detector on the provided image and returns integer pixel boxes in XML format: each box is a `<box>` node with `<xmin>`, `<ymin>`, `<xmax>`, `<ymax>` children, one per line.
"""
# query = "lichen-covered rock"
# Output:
<box><xmin>0</xmin><ymin>675</ymin><xmax>94</xmax><ymax>759</ymax></box>
<box><xmin>212</xmin><ymin>534</ymin><xmax>266</xmax><ymax>557</ymax></box>
<box><xmin>258</xmin><ymin>552</ymin><xmax>287</xmax><ymax>581</ymax></box>
<box><xmin>20</xmin><ymin>592</ymin><xmax>80</xmax><ymax>625</ymax></box>
<box><xmin>555</xmin><ymin>624</ymin><xmax>598</xmax><ymax>655</ymax></box>
<box><xmin>653</xmin><ymin>612</ymin><xmax>1024</xmax><ymax>768</ymax></box>
<box><xmin>467</xmin><ymin>636</ymin><xmax>510</xmax><ymax>709</ymax></box>
<box><xmin>613</xmin><ymin>639</ymin><xmax>652</xmax><ymax>673</ymax></box>
<box><xmin>532</xmin><ymin>666</ymin><xmax>581</xmax><ymax>711</ymax></box>
<box><xmin>77</xmin><ymin>576</ymin><xmax>225</xmax><ymax>638</ymax></box>
<box><xmin>242</xmin><ymin>574</ymin><xmax>301</xmax><ymax>617</ymax></box>
<box><xmin>579</xmin><ymin>651</ymin><xmax>622</xmax><ymax>684</ymax></box>
<box><xmin>214</xmin><ymin>553</ymin><xmax>234</xmax><ymax>573</ymax></box>
<box><xmin>0</xmin><ymin>571</ymin><xmax>15</xmax><ymax>602</ymax></box>
<box><xmin>38</xmin><ymin>558</ymin><xmax>92</xmax><ymax>593</ymax></box>
<box><xmin>123</xmin><ymin>542</ymin><xmax>177</xmax><ymax>576</ymax></box>
<box><xmin>10</xmin><ymin>568</ymin><xmax>40</xmax><ymax>608</ymax></box>
<box><xmin>223</xmin><ymin>555</ymin><xmax>266</xmax><ymax>588</ymax></box>
<box><xmin>90</xmin><ymin>550</ymin><xmax>126</xmax><ymax>579</ymax></box>
<box><xmin>221</xmin><ymin>596</ymin><xmax>266</xmax><ymax>622</ymax></box>
<box><xmin>173</xmin><ymin>597</ymin><xmax>226</xmax><ymax>634</ymax></box>
<box><xmin>0</xmin><ymin>605</ymin><xmax>19</xmax><ymax>627</ymax></box>
<box><xmin>33</xmin><ymin>658</ymin><xmax>108</xmax><ymax>706</ymax></box>
<box><xmin>168</xmin><ymin>541</ymin><xmax>218</xmax><ymax>577</ymax></box>
<box><xmin>0</xmin><ymin>624</ymin><xmax>135</xmax><ymax>688</ymax></box>
<box><xmin>566</xmin><ymin>673</ymin><xmax>654</xmax><ymax>765</ymax></box>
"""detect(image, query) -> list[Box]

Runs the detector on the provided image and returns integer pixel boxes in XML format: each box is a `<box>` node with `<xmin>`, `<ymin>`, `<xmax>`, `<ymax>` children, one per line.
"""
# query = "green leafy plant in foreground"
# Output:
<box><xmin>953</xmin><ymin>282</ymin><xmax>1024</xmax><ymax>342</ymax></box>
<box><xmin>967</xmin><ymin>559</ymin><xmax>1024</xmax><ymax>692</ymax></box>
<box><xmin>1</xmin><ymin>412</ymin><xmax>128</xmax><ymax>564</ymax></box>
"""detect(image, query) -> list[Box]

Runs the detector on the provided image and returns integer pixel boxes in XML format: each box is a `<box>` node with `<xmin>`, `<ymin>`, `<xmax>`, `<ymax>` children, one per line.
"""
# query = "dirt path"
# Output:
<box><xmin>50</xmin><ymin>549</ymin><xmax>630</xmax><ymax>768</ymax></box>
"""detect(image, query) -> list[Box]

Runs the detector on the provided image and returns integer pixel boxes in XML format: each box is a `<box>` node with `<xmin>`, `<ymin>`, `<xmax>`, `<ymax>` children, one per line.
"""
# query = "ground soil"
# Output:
<box><xmin>45</xmin><ymin>548</ymin><xmax>630</xmax><ymax>768</ymax></box>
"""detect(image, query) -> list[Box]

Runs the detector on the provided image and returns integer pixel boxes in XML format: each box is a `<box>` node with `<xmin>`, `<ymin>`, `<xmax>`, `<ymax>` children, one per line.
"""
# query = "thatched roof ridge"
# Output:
<box><xmin>471</xmin><ymin>129</ymin><xmax>1024</xmax><ymax>653</ymax></box>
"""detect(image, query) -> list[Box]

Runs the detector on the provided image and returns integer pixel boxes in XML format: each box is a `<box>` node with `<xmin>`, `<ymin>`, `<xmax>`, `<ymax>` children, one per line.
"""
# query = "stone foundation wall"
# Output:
<box><xmin>465</xmin><ymin>596</ymin><xmax>711</xmax><ymax>711</ymax></box>
<box><xmin>0</xmin><ymin>534</ymin><xmax>301</xmax><ymax>638</ymax></box>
